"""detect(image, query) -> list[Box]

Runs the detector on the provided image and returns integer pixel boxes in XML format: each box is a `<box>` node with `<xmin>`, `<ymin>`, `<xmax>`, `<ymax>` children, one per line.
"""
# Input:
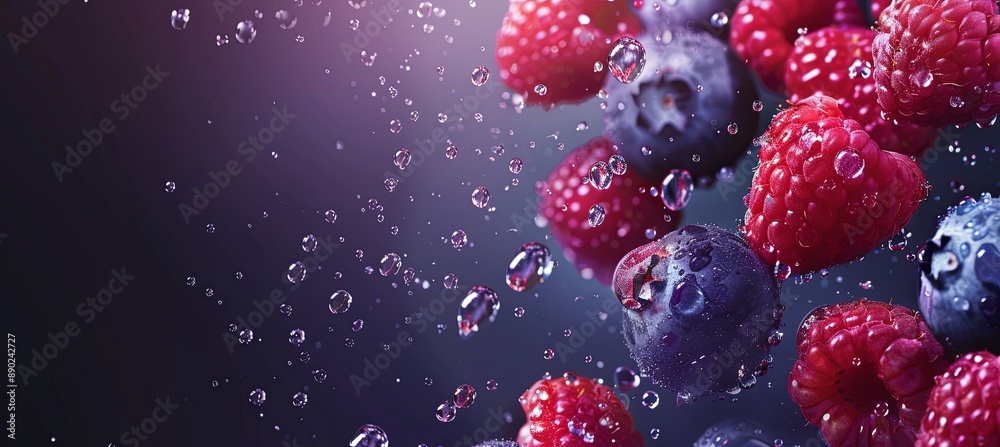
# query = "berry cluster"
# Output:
<box><xmin>489</xmin><ymin>0</ymin><xmax>1000</xmax><ymax>445</ymax></box>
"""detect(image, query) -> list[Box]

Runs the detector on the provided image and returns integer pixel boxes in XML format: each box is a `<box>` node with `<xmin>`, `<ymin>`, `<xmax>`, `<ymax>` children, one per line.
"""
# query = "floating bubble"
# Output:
<box><xmin>329</xmin><ymin>290</ymin><xmax>353</xmax><ymax>314</ymax></box>
<box><xmin>471</xmin><ymin>65</ymin><xmax>489</xmax><ymax>86</ymax></box>
<box><xmin>589</xmin><ymin>161</ymin><xmax>614</xmax><ymax>190</ymax></box>
<box><xmin>394</xmin><ymin>148</ymin><xmax>411</xmax><ymax>169</ymax></box>
<box><xmin>588</xmin><ymin>204</ymin><xmax>606</xmax><ymax>227</ymax></box>
<box><xmin>286</xmin><ymin>261</ymin><xmax>306</xmax><ymax>284</ymax></box>
<box><xmin>170</xmin><ymin>9</ymin><xmax>190</xmax><ymax>30</ymax></box>
<box><xmin>457</xmin><ymin>286</ymin><xmax>500</xmax><ymax>339</ymax></box>
<box><xmin>506</xmin><ymin>242</ymin><xmax>554</xmax><ymax>292</ymax></box>
<box><xmin>471</xmin><ymin>186</ymin><xmax>490</xmax><ymax>208</ymax></box>
<box><xmin>235</xmin><ymin>20</ymin><xmax>256</xmax><ymax>43</ymax></box>
<box><xmin>660</xmin><ymin>169</ymin><xmax>693</xmax><ymax>211</ymax></box>
<box><xmin>379</xmin><ymin>253</ymin><xmax>402</xmax><ymax>276</ymax></box>
<box><xmin>608</xmin><ymin>36</ymin><xmax>646</xmax><ymax>84</ymax></box>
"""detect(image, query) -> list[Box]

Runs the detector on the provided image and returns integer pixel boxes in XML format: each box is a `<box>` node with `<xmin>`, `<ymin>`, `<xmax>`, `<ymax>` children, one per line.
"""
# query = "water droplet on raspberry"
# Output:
<box><xmin>834</xmin><ymin>148</ymin><xmax>865</xmax><ymax>179</ymax></box>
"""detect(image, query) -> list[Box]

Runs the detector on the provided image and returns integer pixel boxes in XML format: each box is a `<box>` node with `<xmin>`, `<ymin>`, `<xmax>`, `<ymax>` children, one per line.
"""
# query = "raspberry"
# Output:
<box><xmin>495</xmin><ymin>0</ymin><xmax>642</xmax><ymax>108</ymax></box>
<box><xmin>872</xmin><ymin>0</ymin><xmax>1000</xmax><ymax>127</ymax></box>
<box><xmin>789</xmin><ymin>299</ymin><xmax>949</xmax><ymax>447</ymax></box>
<box><xmin>729</xmin><ymin>0</ymin><xmax>865</xmax><ymax>92</ymax></box>
<box><xmin>743</xmin><ymin>95</ymin><xmax>928</xmax><ymax>275</ymax></box>
<box><xmin>785</xmin><ymin>26</ymin><xmax>936</xmax><ymax>158</ymax></box>
<box><xmin>517</xmin><ymin>373</ymin><xmax>643</xmax><ymax>447</ymax></box>
<box><xmin>540</xmin><ymin>136</ymin><xmax>680</xmax><ymax>285</ymax></box>
<box><xmin>916</xmin><ymin>351</ymin><xmax>1000</xmax><ymax>447</ymax></box>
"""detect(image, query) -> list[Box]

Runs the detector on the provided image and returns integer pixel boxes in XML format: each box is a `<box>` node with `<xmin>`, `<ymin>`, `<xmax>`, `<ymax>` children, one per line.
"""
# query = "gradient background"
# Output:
<box><xmin>0</xmin><ymin>0</ymin><xmax>998</xmax><ymax>446</ymax></box>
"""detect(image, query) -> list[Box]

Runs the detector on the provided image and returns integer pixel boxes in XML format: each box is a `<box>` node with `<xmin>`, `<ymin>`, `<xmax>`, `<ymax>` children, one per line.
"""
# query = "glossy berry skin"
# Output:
<box><xmin>788</xmin><ymin>299</ymin><xmax>949</xmax><ymax>447</ymax></box>
<box><xmin>743</xmin><ymin>95</ymin><xmax>928</xmax><ymax>276</ymax></box>
<box><xmin>919</xmin><ymin>193</ymin><xmax>1000</xmax><ymax>355</ymax></box>
<box><xmin>785</xmin><ymin>26</ymin><xmax>937</xmax><ymax>158</ymax></box>
<box><xmin>616</xmin><ymin>224</ymin><xmax>782</xmax><ymax>401</ymax></box>
<box><xmin>517</xmin><ymin>373</ymin><xmax>643</xmax><ymax>447</ymax></box>
<box><xmin>495</xmin><ymin>0</ymin><xmax>642</xmax><ymax>108</ymax></box>
<box><xmin>872</xmin><ymin>0</ymin><xmax>1000</xmax><ymax>127</ymax></box>
<box><xmin>603</xmin><ymin>31</ymin><xmax>759</xmax><ymax>185</ymax></box>
<box><xmin>539</xmin><ymin>136</ymin><xmax>680</xmax><ymax>285</ymax></box>
<box><xmin>729</xmin><ymin>0</ymin><xmax>865</xmax><ymax>92</ymax></box>
<box><xmin>916</xmin><ymin>351</ymin><xmax>1000</xmax><ymax>447</ymax></box>
<box><xmin>693</xmin><ymin>419</ymin><xmax>776</xmax><ymax>447</ymax></box>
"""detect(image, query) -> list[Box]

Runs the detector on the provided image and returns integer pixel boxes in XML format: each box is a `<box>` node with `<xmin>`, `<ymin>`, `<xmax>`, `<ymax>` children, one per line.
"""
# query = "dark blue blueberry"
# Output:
<box><xmin>602</xmin><ymin>31</ymin><xmax>759</xmax><ymax>185</ymax></box>
<box><xmin>615</xmin><ymin>224</ymin><xmax>782</xmax><ymax>401</ymax></box>
<box><xmin>919</xmin><ymin>193</ymin><xmax>1000</xmax><ymax>354</ymax></box>
<box><xmin>694</xmin><ymin>419</ymin><xmax>776</xmax><ymax>447</ymax></box>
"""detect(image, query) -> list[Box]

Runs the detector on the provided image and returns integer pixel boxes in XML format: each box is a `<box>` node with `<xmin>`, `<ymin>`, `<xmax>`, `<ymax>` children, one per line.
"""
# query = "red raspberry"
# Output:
<box><xmin>789</xmin><ymin>299</ymin><xmax>949</xmax><ymax>447</ymax></box>
<box><xmin>517</xmin><ymin>373</ymin><xmax>643</xmax><ymax>447</ymax></box>
<box><xmin>729</xmin><ymin>0</ymin><xmax>865</xmax><ymax>92</ymax></box>
<box><xmin>785</xmin><ymin>26</ymin><xmax>936</xmax><ymax>158</ymax></box>
<box><xmin>916</xmin><ymin>351</ymin><xmax>1000</xmax><ymax>447</ymax></box>
<box><xmin>743</xmin><ymin>95</ymin><xmax>928</xmax><ymax>275</ymax></box>
<box><xmin>540</xmin><ymin>136</ymin><xmax>680</xmax><ymax>285</ymax></box>
<box><xmin>495</xmin><ymin>0</ymin><xmax>642</xmax><ymax>108</ymax></box>
<box><xmin>872</xmin><ymin>0</ymin><xmax>1000</xmax><ymax>127</ymax></box>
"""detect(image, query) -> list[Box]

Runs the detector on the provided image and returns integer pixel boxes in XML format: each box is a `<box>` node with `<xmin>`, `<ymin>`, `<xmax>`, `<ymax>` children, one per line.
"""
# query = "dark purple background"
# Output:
<box><xmin>0</xmin><ymin>0</ymin><xmax>997</xmax><ymax>446</ymax></box>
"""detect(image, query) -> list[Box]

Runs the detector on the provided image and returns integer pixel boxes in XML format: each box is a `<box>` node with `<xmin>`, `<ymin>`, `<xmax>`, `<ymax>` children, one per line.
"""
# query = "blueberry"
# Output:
<box><xmin>630</xmin><ymin>0</ymin><xmax>735</xmax><ymax>38</ymax></box>
<box><xmin>919</xmin><ymin>193</ymin><xmax>1000</xmax><ymax>354</ymax></box>
<box><xmin>616</xmin><ymin>224</ymin><xmax>782</xmax><ymax>401</ymax></box>
<box><xmin>693</xmin><ymin>419</ymin><xmax>776</xmax><ymax>447</ymax></box>
<box><xmin>602</xmin><ymin>31</ymin><xmax>759</xmax><ymax>185</ymax></box>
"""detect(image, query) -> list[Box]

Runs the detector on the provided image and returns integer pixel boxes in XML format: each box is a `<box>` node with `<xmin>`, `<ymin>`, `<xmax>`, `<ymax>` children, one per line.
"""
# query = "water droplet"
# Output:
<box><xmin>164</xmin><ymin>181</ymin><xmax>176</xmax><ymax>192</ymax></box>
<box><xmin>774</xmin><ymin>261</ymin><xmax>792</xmax><ymax>281</ymax></box>
<box><xmin>660</xmin><ymin>169</ymin><xmax>693</xmax><ymax>211</ymax></box>
<box><xmin>874</xmin><ymin>401</ymin><xmax>889</xmax><ymax>417</ymax></box>
<box><xmin>608</xmin><ymin>36</ymin><xmax>646</xmax><ymax>84</ymax></box>
<box><xmin>417</xmin><ymin>1</ymin><xmax>433</xmax><ymax>18</ymax></box>
<box><xmin>445</xmin><ymin>145</ymin><xmax>458</xmax><ymax>159</ymax></box>
<box><xmin>393</xmin><ymin>148</ymin><xmax>411</xmax><ymax>169</ymax></box>
<box><xmin>509</xmin><ymin>157</ymin><xmax>522</xmax><ymax>174</ymax></box>
<box><xmin>471</xmin><ymin>65</ymin><xmax>489</xmax><ymax>86</ymax></box>
<box><xmin>471</xmin><ymin>186</ymin><xmax>490</xmax><ymax>208</ymax></box>
<box><xmin>312</xmin><ymin>369</ymin><xmax>327</xmax><ymax>383</ymax></box>
<box><xmin>249</xmin><ymin>388</ymin><xmax>266</xmax><ymax>406</ymax></box>
<box><xmin>615</xmin><ymin>366</ymin><xmax>640</xmax><ymax>391</ymax></box>
<box><xmin>170</xmin><ymin>9</ymin><xmax>190</xmax><ymax>30</ymax></box>
<box><xmin>608</xmin><ymin>154</ymin><xmax>627</xmax><ymax>175</ymax></box>
<box><xmin>389</xmin><ymin>119</ymin><xmax>402</xmax><ymax>134</ymax></box>
<box><xmin>534</xmin><ymin>84</ymin><xmax>547</xmax><ymax>95</ymax></box>
<box><xmin>444</xmin><ymin>273</ymin><xmax>459</xmax><ymax>289</ymax></box>
<box><xmin>589</xmin><ymin>161</ymin><xmax>614</xmax><ymax>190</ymax></box>
<box><xmin>457</xmin><ymin>286</ymin><xmax>500</xmax><ymax>339</ymax></box>
<box><xmin>216</xmin><ymin>34</ymin><xmax>229</xmax><ymax>46</ymax></box>
<box><xmin>641</xmin><ymin>391</ymin><xmax>659</xmax><ymax>409</ymax></box>
<box><xmin>235</xmin><ymin>20</ymin><xmax>257</xmax><ymax>43</ymax></box>
<box><xmin>753</xmin><ymin>100</ymin><xmax>764</xmax><ymax>112</ymax></box>
<box><xmin>950</xmin><ymin>96</ymin><xmax>965</xmax><ymax>108</ymax></box>
<box><xmin>889</xmin><ymin>231</ymin><xmax>907</xmax><ymax>251</ymax></box>
<box><xmin>588</xmin><ymin>204</ymin><xmax>606</xmax><ymax>227</ymax></box>
<box><xmin>288</xmin><ymin>328</ymin><xmax>306</xmax><ymax>346</ymax></box>
<box><xmin>349</xmin><ymin>424</ymin><xmax>389</xmax><ymax>447</ymax></box>
<box><xmin>239</xmin><ymin>328</ymin><xmax>254</xmax><ymax>344</ymax></box>
<box><xmin>451</xmin><ymin>229</ymin><xmax>468</xmax><ymax>249</ymax></box>
<box><xmin>506</xmin><ymin>242</ymin><xmax>554</xmax><ymax>292</ymax></box>
<box><xmin>727</xmin><ymin>122</ymin><xmax>739</xmax><ymax>134</ymax></box>
<box><xmin>514</xmin><ymin>306</ymin><xmax>525</xmax><ymax>317</ymax></box>
<box><xmin>486</xmin><ymin>379</ymin><xmax>498</xmax><ymax>391</ymax></box>
<box><xmin>710</xmin><ymin>11</ymin><xmax>729</xmax><ymax>28</ymax></box>
<box><xmin>454</xmin><ymin>384</ymin><xmax>477</xmax><ymax>408</ymax></box>
<box><xmin>286</xmin><ymin>262</ymin><xmax>306</xmax><ymax>283</ymax></box>
<box><xmin>275</xmin><ymin>10</ymin><xmax>297</xmax><ymax>29</ymax></box>
<box><xmin>292</xmin><ymin>392</ymin><xmax>308</xmax><ymax>407</ymax></box>
<box><xmin>379</xmin><ymin>253</ymin><xmax>402</xmax><ymax>276</ymax></box>
<box><xmin>329</xmin><ymin>290</ymin><xmax>353</xmax><ymax>314</ymax></box>
<box><xmin>349</xmin><ymin>18</ymin><xmax>360</xmax><ymax>30</ymax></box>
<box><xmin>834</xmin><ymin>148</ymin><xmax>865</xmax><ymax>179</ymax></box>
<box><xmin>435</xmin><ymin>401</ymin><xmax>457</xmax><ymax>422</ymax></box>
